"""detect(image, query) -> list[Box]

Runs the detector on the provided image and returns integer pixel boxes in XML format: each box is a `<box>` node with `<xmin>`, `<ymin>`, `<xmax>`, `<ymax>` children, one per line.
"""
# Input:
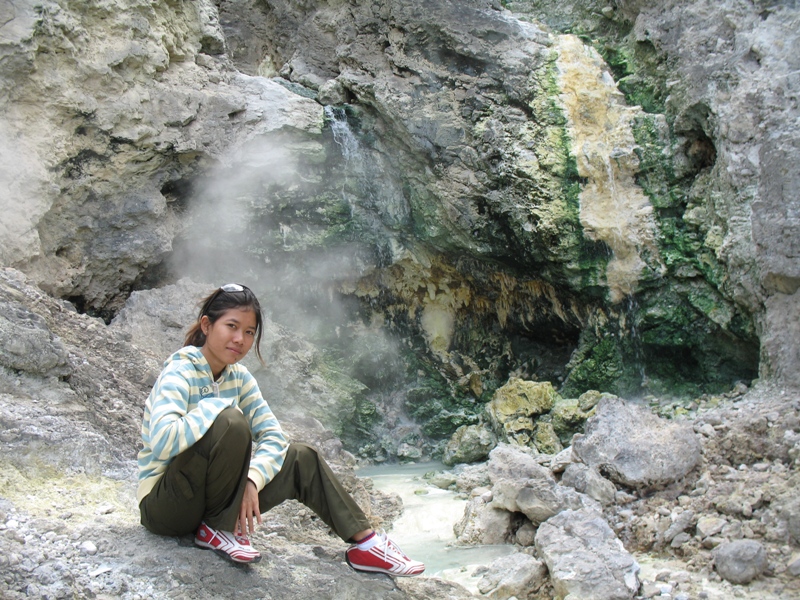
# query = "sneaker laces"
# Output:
<box><xmin>375</xmin><ymin>531</ymin><xmax>408</xmax><ymax>563</ymax></box>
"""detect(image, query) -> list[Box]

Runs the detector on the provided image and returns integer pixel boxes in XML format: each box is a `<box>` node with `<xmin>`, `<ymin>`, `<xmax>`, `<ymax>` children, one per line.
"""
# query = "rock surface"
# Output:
<box><xmin>713</xmin><ymin>539</ymin><xmax>768</xmax><ymax>585</ymax></box>
<box><xmin>535</xmin><ymin>508</ymin><xmax>640</xmax><ymax>600</ymax></box>
<box><xmin>3</xmin><ymin>0</ymin><xmax>797</xmax><ymax>411</ymax></box>
<box><xmin>477</xmin><ymin>552</ymin><xmax>549</xmax><ymax>599</ymax></box>
<box><xmin>1</xmin><ymin>0</ymin><xmax>800</xmax><ymax>597</ymax></box>
<box><xmin>572</xmin><ymin>396</ymin><xmax>702</xmax><ymax>488</ymax></box>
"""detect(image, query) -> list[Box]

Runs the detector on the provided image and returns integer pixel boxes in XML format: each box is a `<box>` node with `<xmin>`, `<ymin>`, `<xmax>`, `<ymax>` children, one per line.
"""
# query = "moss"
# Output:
<box><xmin>533</xmin><ymin>421</ymin><xmax>563</xmax><ymax>454</ymax></box>
<box><xmin>561</xmin><ymin>332</ymin><xmax>626</xmax><ymax>397</ymax></box>
<box><xmin>489</xmin><ymin>378</ymin><xmax>558</xmax><ymax>417</ymax></box>
<box><xmin>549</xmin><ymin>397</ymin><xmax>591</xmax><ymax>445</ymax></box>
<box><xmin>597</xmin><ymin>43</ymin><xmax>666</xmax><ymax>114</ymax></box>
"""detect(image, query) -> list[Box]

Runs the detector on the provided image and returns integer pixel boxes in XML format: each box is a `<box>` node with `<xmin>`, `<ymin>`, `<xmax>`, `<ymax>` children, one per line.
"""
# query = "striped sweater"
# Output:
<box><xmin>137</xmin><ymin>345</ymin><xmax>288</xmax><ymax>503</ymax></box>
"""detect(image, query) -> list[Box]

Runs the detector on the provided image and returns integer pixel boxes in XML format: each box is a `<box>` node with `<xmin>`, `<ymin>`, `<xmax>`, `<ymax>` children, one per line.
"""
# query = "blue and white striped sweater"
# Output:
<box><xmin>137</xmin><ymin>346</ymin><xmax>288</xmax><ymax>503</ymax></box>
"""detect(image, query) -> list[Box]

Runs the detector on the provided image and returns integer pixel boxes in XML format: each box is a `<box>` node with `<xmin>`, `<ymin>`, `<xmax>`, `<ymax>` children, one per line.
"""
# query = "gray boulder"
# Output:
<box><xmin>443</xmin><ymin>424</ymin><xmax>498</xmax><ymax>466</ymax></box>
<box><xmin>110</xmin><ymin>278</ymin><xmax>209</xmax><ymax>359</ymax></box>
<box><xmin>492</xmin><ymin>477</ymin><xmax>601</xmax><ymax>526</ymax></box>
<box><xmin>561</xmin><ymin>463</ymin><xmax>617</xmax><ymax>506</ymax></box>
<box><xmin>453</xmin><ymin>495</ymin><xmax>514</xmax><ymax>545</ymax></box>
<box><xmin>0</xmin><ymin>301</ymin><xmax>71</xmax><ymax>377</ymax></box>
<box><xmin>535</xmin><ymin>509</ymin><xmax>640</xmax><ymax>600</ymax></box>
<box><xmin>713</xmin><ymin>539</ymin><xmax>768</xmax><ymax>585</ymax></box>
<box><xmin>550</xmin><ymin>446</ymin><xmax>575</xmax><ymax>474</ymax></box>
<box><xmin>488</xmin><ymin>443</ymin><xmax>552</xmax><ymax>484</ymax></box>
<box><xmin>477</xmin><ymin>552</ymin><xmax>548</xmax><ymax>600</ymax></box>
<box><xmin>571</xmin><ymin>397</ymin><xmax>701</xmax><ymax>488</ymax></box>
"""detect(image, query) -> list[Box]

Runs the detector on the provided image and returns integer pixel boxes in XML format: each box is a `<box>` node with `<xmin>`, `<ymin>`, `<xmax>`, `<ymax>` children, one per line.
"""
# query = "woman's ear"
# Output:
<box><xmin>200</xmin><ymin>315</ymin><xmax>211</xmax><ymax>336</ymax></box>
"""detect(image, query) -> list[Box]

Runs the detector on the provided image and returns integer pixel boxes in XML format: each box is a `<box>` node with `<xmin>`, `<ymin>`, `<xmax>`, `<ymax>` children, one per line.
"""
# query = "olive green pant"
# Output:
<box><xmin>140</xmin><ymin>408</ymin><xmax>371</xmax><ymax>542</ymax></box>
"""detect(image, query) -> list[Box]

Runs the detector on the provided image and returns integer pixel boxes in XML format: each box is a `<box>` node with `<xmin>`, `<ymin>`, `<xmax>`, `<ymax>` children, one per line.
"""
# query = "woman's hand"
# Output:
<box><xmin>238</xmin><ymin>479</ymin><xmax>262</xmax><ymax>537</ymax></box>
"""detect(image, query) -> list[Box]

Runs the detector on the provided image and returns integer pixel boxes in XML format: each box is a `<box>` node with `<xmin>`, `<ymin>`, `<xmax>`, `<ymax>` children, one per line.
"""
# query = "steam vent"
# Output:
<box><xmin>0</xmin><ymin>1</ymin><xmax>798</xmax><ymax>598</ymax></box>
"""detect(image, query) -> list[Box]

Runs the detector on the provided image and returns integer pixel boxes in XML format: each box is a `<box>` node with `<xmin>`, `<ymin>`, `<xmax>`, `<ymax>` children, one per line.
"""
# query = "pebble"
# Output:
<box><xmin>97</xmin><ymin>503</ymin><xmax>116</xmax><ymax>515</ymax></box>
<box><xmin>788</xmin><ymin>554</ymin><xmax>800</xmax><ymax>577</ymax></box>
<box><xmin>79</xmin><ymin>541</ymin><xmax>98</xmax><ymax>555</ymax></box>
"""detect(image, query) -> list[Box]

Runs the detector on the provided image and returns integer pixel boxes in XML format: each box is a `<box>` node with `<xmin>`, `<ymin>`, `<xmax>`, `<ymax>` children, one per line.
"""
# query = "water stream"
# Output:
<box><xmin>357</xmin><ymin>462</ymin><xmax>516</xmax><ymax>592</ymax></box>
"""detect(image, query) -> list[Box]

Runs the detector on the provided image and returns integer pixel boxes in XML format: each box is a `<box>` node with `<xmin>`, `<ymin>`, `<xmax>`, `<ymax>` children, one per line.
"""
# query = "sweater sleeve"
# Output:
<box><xmin>237</xmin><ymin>371</ymin><xmax>289</xmax><ymax>491</ymax></box>
<box><xmin>146</xmin><ymin>367</ymin><xmax>236</xmax><ymax>461</ymax></box>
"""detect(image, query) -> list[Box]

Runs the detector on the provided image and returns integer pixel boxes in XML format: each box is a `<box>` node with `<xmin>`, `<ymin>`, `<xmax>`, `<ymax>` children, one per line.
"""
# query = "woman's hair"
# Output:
<box><xmin>185</xmin><ymin>284</ymin><xmax>265</xmax><ymax>363</ymax></box>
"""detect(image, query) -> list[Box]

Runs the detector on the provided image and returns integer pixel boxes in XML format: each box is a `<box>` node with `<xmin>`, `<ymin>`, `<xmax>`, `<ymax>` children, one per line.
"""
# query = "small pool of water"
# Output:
<box><xmin>357</xmin><ymin>462</ymin><xmax>515</xmax><ymax>590</ymax></box>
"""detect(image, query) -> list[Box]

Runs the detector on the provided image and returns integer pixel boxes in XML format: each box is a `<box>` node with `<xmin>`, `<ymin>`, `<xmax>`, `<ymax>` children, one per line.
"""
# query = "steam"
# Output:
<box><xmin>166</xmin><ymin>94</ymin><xmax>404</xmax><ymax>366</ymax></box>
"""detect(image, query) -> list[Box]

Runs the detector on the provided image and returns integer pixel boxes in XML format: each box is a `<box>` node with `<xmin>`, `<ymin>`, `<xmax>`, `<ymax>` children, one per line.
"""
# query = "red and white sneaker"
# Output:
<box><xmin>346</xmin><ymin>532</ymin><xmax>425</xmax><ymax>577</ymax></box>
<box><xmin>194</xmin><ymin>522</ymin><xmax>261</xmax><ymax>564</ymax></box>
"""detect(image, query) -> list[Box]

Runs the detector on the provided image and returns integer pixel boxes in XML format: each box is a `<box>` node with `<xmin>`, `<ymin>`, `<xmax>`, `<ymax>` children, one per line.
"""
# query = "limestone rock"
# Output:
<box><xmin>492</xmin><ymin>477</ymin><xmax>601</xmax><ymax>526</ymax></box>
<box><xmin>762</xmin><ymin>288</ymin><xmax>800</xmax><ymax>388</ymax></box>
<box><xmin>454</xmin><ymin>462</ymin><xmax>491</xmax><ymax>493</ymax></box>
<box><xmin>550</xmin><ymin>446</ymin><xmax>575</xmax><ymax>474</ymax></box>
<box><xmin>550</xmin><ymin>396</ymin><xmax>593</xmax><ymax>445</ymax></box>
<box><xmin>0</xmin><ymin>0</ymin><xmax>324</xmax><ymax>314</ymax></box>
<box><xmin>0</xmin><ymin>301</ymin><xmax>71</xmax><ymax>377</ymax></box>
<box><xmin>788</xmin><ymin>553</ymin><xmax>800</xmax><ymax>578</ymax></box>
<box><xmin>713</xmin><ymin>539</ymin><xmax>768</xmax><ymax>585</ymax></box>
<box><xmin>453</xmin><ymin>495</ymin><xmax>514</xmax><ymax>545</ymax></box>
<box><xmin>109</xmin><ymin>278</ymin><xmax>210</xmax><ymax>359</ymax></box>
<box><xmin>477</xmin><ymin>552</ymin><xmax>548</xmax><ymax>599</ymax></box>
<box><xmin>577</xmin><ymin>390</ymin><xmax>615</xmax><ymax>412</ymax></box>
<box><xmin>663</xmin><ymin>510</ymin><xmax>696</xmax><ymax>544</ymax></box>
<box><xmin>535</xmin><ymin>508</ymin><xmax>640</xmax><ymax>600</ymax></box>
<box><xmin>487</xmin><ymin>443</ymin><xmax>552</xmax><ymax>485</ymax></box>
<box><xmin>571</xmin><ymin>397</ymin><xmax>701</xmax><ymax>489</ymax></box>
<box><xmin>696</xmin><ymin>516</ymin><xmax>726</xmax><ymax>540</ymax></box>
<box><xmin>486</xmin><ymin>379</ymin><xmax>559</xmax><ymax>445</ymax></box>
<box><xmin>533</xmin><ymin>421</ymin><xmax>563</xmax><ymax>455</ymax></box>
<box><xmin>443</xmin><ymin>424</ymin><xmax>498</xmax><ymax>466</ymax></box>
<box><xmin>561</xmin><ymin>463</ymin><xmax>617</xmax><ymax>506</ymax></box>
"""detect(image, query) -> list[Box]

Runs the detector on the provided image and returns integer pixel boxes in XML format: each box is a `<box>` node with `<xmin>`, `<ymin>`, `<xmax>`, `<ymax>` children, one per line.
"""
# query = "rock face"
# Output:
<box><xmin>0</xmin><ymin>0</ymin><xmax>324</xmax><ymax>315</ymax></box>
<box><xmin>572</xmin><ymin>396</ymin><xmax>702</xmax><ymax>488</ymax></box>
<box><xmin>561</xmin><ymin>463</ymin><xmax>617</xmax><ymax>506</ymax></box>
<box><xmin>442</xmin><ymin>424</ymin><xmax>497</xmax><ymax>466</ymax></box>
<box><xmin>3</xmin><ymin>0</ymin><xmax>795</xmax><ymax>425</ymax></box>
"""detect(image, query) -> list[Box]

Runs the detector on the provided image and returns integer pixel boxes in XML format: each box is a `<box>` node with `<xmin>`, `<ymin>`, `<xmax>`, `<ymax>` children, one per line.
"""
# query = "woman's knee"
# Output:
<box><xmin>213</xmin><ymin>407</ymin><xmax>251</xmax><ymax>440</ymax></box>
<box><xmin>285</xmin><ymin>442</ymin><xmax>321</xmax><ymax>469</ymax></box>
<box><xmin>196</xmin><ymin>407</ymin><xmax>251</xmax><ymax>458</ymax></box>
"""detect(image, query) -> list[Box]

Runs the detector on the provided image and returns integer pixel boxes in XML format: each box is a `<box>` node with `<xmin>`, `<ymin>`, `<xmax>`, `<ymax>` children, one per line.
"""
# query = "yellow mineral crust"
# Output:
<box><xmin>555</xmin><ymin>34</ymin><xmax>661</xmax><ymax>303</ymax></box>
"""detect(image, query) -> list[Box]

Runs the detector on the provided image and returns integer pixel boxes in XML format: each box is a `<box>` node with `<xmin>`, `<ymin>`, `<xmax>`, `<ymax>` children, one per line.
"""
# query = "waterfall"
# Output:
<box><xmin>624</xmin><ymin>294</ymin><xmax>648</xmax><ymax>392</ymax></box>
<box><xmin>326</xmin><ymin>106</ymin><xmax>361</xmax><ymax>164</ymax></box>
<box><xmin>323</xmin><ymin>105</ymin><xmax>406</xmax><ymax>267</ymax></box>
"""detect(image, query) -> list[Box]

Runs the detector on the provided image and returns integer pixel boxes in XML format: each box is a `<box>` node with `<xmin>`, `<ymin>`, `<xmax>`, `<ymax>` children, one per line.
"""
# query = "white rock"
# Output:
<box><xmin>79</xmin><ymin>541</ymin><xmax>98</xmax><ymax>555</ymax></box>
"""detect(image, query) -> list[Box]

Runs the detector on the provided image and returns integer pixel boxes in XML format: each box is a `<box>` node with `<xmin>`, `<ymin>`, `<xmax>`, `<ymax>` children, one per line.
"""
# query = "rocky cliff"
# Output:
<box><xmin>2</xmin><ymin>0</ymin><xmax>797</xmax><ymax>443</ymax></box>
<box><xmin>1</xmin><ymin>1</ymin><xmax>799</xmax><ymax>597</ymax></box>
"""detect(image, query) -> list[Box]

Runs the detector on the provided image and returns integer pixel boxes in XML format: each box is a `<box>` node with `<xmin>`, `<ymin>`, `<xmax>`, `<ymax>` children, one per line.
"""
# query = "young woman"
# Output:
<box><xmin>137</xmin><ymin>283</ymin><xmax>424</xmax><ymax>575</ymax></box>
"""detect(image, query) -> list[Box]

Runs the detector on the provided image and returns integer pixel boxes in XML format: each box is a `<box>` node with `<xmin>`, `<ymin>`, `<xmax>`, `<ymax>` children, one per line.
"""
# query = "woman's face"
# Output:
<box><xmin>200</xmin><ymin>307</ymin><xmax>257</xmax><ymax>377</ymax></box>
